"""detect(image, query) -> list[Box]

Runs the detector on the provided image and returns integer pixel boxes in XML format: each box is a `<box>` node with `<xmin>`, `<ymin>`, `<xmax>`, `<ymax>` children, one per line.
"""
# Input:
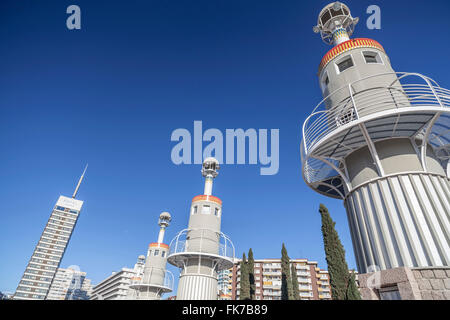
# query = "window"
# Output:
<box><xmin>320</xmin><ymin>72</ymin><xmax>330</xmax><ymax>93</ymax></box>
<box><xmin>363</xmin><ymin>51</ymin><xmax>382</xmax><ymax>64</ymax></box>
<box><xmin>378</xmin><ymin>286</ymin><xmax>401</xmax><ymax>300</ymax></box>
<box><xmin>192</xmin><ymin>206</ymin><xmax>198</xmax><ymax>214</ymax></box>
<box><xmin>214</xmin><ymin>207</ymin><xmax>220</xmax><ymax>216</ymax></box>
<box><xmin>202</xmin><ymin>205</ymin><xmax>211</xmax><ymax>214</ymax></box>
<box><xmin>154</xmin><ymin>250</ymin><xmax>159</xmax><ymax>256</ymax></box>
<box><xmin>336</xmin><ymin>56</ymin><xmax>354</xmax><ymax>73</ymax></box>
<box><xmin>162</xmin><ymin>251</ymin><xmax>166</xmax><ymax>257</ymax></box>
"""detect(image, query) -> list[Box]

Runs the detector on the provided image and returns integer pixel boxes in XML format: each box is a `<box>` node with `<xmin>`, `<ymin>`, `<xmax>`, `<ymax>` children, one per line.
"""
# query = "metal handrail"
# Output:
<box><xmin>168</xmin><ymin>228</ymin><xmax>235</xmax><ymax>260</ymax></box>
<box><xmin>301</xmin><ymin>72</ymin><xmax>450</xmax><ymax>191</ymax></box>
<box><xmin>302</xmin><ymin>72</ymin><xmax>450</xmax><ymax>157</ymax></box>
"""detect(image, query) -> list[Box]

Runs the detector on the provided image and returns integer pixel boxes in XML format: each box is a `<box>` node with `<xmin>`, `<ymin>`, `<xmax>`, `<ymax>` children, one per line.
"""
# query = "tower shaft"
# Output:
<box><xmin>168</xmin><ymin>158</ymin><xmax>234</xmax><ymax>300</ymax></box>
<box><xmin>128</xmin><ymin>212</ymin><xmax>173</xmax><ymax>300</ymax></box>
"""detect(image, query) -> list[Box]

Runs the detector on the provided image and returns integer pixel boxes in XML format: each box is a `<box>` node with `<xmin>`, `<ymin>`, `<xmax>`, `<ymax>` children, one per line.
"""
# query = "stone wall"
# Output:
<box><xmin>412</xmin><ymin>267</ymin><xmax>450</xmax><ymax>300</ymax></box>
<box><xmin>358</xmin><ymin>266</ymin><xmax>450</xmax><ymax>300</ymax></box>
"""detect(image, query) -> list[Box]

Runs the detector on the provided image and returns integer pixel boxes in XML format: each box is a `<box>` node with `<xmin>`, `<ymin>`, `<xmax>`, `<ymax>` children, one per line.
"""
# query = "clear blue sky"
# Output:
<box><xmin>1</xmin><ymin>0</ymin><xmax>450</xmax><ymax>296</ymax></box>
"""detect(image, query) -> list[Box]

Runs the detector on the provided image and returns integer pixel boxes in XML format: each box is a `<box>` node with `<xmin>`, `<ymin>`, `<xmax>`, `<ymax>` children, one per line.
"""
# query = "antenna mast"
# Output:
<box><xmin>72</xmin><ymin>164</ymin><xmax>88</xmax><ymax>199</ymax></box>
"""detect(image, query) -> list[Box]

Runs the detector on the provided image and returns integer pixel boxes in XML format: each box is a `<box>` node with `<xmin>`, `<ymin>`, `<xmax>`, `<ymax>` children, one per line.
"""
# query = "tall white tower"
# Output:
<box><xmin>128</xmin><ymin>212</ymin><xmax>174</xmax><ymax>300</ymax></box>
<box><xmin>168</xmin><ymin>158</ymin><xmax>235</xmax><ymax>300</ymax></box>
<box><xmin>14</xmin><ymin>165</ymin><xmax>88</xmax><ymax>300</ymax></box>
<box><xmin>302</xmin><ymin>2</ymin><xmax>450</xmax><ymax>274</ymax></box>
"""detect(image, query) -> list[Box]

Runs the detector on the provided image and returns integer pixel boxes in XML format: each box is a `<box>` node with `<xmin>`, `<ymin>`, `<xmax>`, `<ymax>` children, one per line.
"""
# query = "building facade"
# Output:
<box><xmin>90</xmin><ymin>255</ymin><xmax>145</xmax><ymax>300</ymax></box>
<box><xmin>231</xmin><ymin>259</ymin><xmax>335</xmax><ymax>300</ymax></box>
<box><xmin>218</xmin><ymin>269</ymin><xmax>233</xmax><ymax>300</ymax></box>
<box><xmin>13</xmin><ymin>167</ymin><xmax>87</xmax><ymax>300</ymax></box>
<box><xmin>46</xmin><ymin>267</ymin><xmax>92</xmax><ymax>300</ymax></box>
<box><xmin>14</xmin><ymin>196</ymin><xmax>85</xmax><ymax>300</ymax></box>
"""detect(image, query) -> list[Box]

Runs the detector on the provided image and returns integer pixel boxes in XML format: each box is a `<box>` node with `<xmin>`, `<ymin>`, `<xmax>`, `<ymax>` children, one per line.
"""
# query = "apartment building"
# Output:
<box><xmin>218</xmin><ymin>268</ymin><xmax>233</xmax><ymax>300</ymax></box>
<box><xmin>46</xmin><ymin>267</ymin><xmax>92</xmax><ymax>300</ymax></box>
<box><xmin>90</xmin><ymin>255</ymin><xmax>145</xmax><ymax>300</ymax></box>
<box><xmin>231</xmin><ymin>259</ymin><xmax>333</xmax><ymax>300</ymax></box>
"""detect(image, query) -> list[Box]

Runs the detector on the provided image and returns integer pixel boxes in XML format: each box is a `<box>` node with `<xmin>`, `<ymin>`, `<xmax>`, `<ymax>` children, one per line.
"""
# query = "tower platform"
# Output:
<box><xmin>302</xmin><ymin>72</ymin><xmax>450</xmax><ymax>199</ymax></box>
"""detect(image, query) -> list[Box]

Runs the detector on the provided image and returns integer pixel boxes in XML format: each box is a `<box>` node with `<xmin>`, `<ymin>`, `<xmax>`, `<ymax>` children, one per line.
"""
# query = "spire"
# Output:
<box><xmin>72</xmin><ymin>164</ymin><xmax>88</xmax><ymax>199</ymax></box>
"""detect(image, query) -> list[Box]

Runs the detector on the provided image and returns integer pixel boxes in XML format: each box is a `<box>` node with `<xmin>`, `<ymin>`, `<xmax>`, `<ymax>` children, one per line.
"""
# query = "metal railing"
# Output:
<box><xmin>129</xmin><ymin>269</ymin><xmax>174</xmax><ymax>291</ymax></box>
<box><xmin>301</xmin><ymin>72</ymin><xmax>450</xmax><ymax>186</ymax></box>
<box><xmin>168</xmin><ymin>228</ymin><xmax>235</xmax><ymax>260</ymax></box>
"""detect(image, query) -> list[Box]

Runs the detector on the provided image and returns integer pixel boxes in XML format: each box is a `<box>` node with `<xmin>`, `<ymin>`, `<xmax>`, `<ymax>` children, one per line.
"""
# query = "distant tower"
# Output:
<box><xmin>302</xmin><ymin>2</ymin><xmax>450</xmax><ymax>273</ymax></box>
<box><xmin>128</xmin><ymin>212</ymin><xmax>174</xmax><ymax>300</ymax></box>
<box><xmin>14</xmin><ymin>165</ymin><xmax>88</xmax><ymax>300</ymax></box>
<box><xmin>168</xmin><ymin>158</ymin><xmax>235</xmax><ymax>300</ymax></box>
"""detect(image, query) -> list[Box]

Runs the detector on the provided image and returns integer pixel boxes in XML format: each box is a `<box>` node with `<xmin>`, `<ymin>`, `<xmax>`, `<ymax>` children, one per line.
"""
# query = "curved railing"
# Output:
<box><xmin>301</xmin><ymin>72</ymin><xmax>450</xmax><ymax>188</ymax></box>
<box><xmin>302</xmin><ymin>72</ymin><xmax>449</xmax><ymax>156</ymax></box>
<box><xmin>129</xmin><ymin>268</ymin><xmax>174</xmax><ymax>292</ymax></box>
<box><xmin>168</xmin><ymin>228</ymin><xmax>235</xmax><ymax>261</ymax></box>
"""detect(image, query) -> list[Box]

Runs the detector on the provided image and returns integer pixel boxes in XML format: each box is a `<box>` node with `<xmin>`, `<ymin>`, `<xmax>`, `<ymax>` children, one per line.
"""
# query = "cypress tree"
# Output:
<box><xmin>291</xmin><ymin>263</ymin><xmax>300</xmax><ymax>300</ymax></box>
<box><xmin>248</xmin><ymin>248</ymin><xmax>256</xmax><ymax>300</ymax></box>
<box><xmin>240</xmin><ymin>253</ymin><xmax>250</xmax><ymax>300</ymax></box>
<box><xmin>319</xmin><ymin>204</ymin><xmax>360</xmax><ymax>300</ymax></box>
<box><xmin>281</xmin><ymin>243</ymin><xmax>294</xmax><ymax>300</ymax></box>
<box><xmin>346</xmin><ymin>270</ymin><xmax>361</xmax><ymax>300</ymax></box>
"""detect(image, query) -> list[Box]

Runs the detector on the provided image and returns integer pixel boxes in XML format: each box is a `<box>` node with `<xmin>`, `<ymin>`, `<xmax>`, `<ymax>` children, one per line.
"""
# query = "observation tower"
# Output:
<box><xmin>302</xmin><ymin>2</ymin><xmax>450</xmax><ymax>274</ymax></box>
<box><xmin>127</xmin><ymin>212</ymin><xmax>174</xmax><ymax>300</ymax></box>
<box><xmin>168</xmin><ymin>158</ymin><xmax>235</xmax><ymax>300</ymax></box>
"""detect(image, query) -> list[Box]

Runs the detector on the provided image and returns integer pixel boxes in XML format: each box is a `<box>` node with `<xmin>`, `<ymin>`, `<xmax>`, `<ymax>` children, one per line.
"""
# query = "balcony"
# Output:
<box><xmin>301</xmin><ymin>72</ymin><xmax>450</xmax><ymax>199</ymax></box>
<box><xmin>129</xmin><ymin>270</ymin><xmax>174</xmax><ymax>293</ymax></box>
<box><xmin>167</xmin><ymin>228</ymin><xmax>235</xmax><ymax>270</ymax></box>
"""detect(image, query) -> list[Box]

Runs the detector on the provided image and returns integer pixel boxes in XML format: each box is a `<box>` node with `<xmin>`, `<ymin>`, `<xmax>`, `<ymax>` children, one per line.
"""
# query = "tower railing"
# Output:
<box><xmin>301</xmin><ymin>72</ymin><xmax>450</xmax><ymax>187</ymax></box>
<box><xmin>168</xmin><ymin>228</ymin><xmax>235</xmax><ymax>261</ymax></box>
<box><xmin>129</xmin><ymin>268</ymin><xmax>174</xmax><ymax>291</ymax></box>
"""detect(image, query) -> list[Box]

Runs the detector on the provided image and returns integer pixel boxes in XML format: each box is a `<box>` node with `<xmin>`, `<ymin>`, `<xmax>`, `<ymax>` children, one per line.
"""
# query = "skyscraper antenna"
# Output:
<box><xmin>72</xmin><ymin>164</ymin><xmax>88</xmax><ymax>199</ymax></box>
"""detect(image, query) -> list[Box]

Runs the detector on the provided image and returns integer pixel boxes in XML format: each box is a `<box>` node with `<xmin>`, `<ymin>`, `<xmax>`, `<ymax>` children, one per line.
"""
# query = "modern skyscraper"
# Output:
<box><xmin>46</xmin><ymin>267</ymin><xmax>92</xmax><ymax>300</ymax></box>
<box><xmin>13</xmin><ymin>166</ymin><xmax>88</xmax><ymax>300</ymax></box>
<box><xmin>167</xmin><ymin>158</ymin><xmax>235</xmax><ymax>300</ymax></box>
<box><xmin>302</xmin><ymin>2</ymin><xmax>450</xmax><ymax>274</ymax></box>
<box><xmin>127</xmin><ymin>212</ymin><xmax>174</xmax><ymax>300</ymax></box>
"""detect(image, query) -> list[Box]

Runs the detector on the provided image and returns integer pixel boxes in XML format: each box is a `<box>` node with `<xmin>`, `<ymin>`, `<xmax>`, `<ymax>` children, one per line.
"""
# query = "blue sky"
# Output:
<box><xmin>1</xmin><ymin>0</ymin><xmax>450</xmax><ymax>296</ymax></box>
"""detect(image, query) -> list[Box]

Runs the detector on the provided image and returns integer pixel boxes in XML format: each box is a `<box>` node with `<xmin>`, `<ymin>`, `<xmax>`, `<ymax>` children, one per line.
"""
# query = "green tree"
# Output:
<box><xmin>291</xmin><ymin>263</ymin><xmax>300</xmax><ymax>300</ymax></box>
<box><xmin>319</xmin><ymin>204</ymin><xmax>361</xmax><ymax>300</ymax></box>
<box><xmin>240</xmin><ymin>253</ymin><xmax>250</xmax><ymax>300</ymax></box>
<box><xmin>281</xmin><ymin>243</ymin><xmax>294</xmax><ymax>300</ymax></box>
<box><xmin>248</xmin><ymin>248</ymin><xmax>256</xmax><ymax>300</ymax></box>
<box><xmin>346</xmin><ymin>270</ymin><xmax>361</xmax><ymax>300</ymax></box>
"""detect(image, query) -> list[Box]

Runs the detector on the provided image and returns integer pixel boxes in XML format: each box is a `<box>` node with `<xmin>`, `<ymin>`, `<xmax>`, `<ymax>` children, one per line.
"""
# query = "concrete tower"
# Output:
<box><xmin>168</xmin><ymin>158</ymin><xmax>235</xmax><ymax>300</ymax></box>
<box><xmin>302</xmin><ymin>2</ymin><xmax>450</xmax><ymax>274</ymax></box>
<box><xmin>128</xmin><ymin>212</ymin><xmax>174</xmax><ymax>300</ymax></box>
<box><xmin>14</xmin><ymin>166</ymin><xmax>88</xmax><ymax>300</ymax></box>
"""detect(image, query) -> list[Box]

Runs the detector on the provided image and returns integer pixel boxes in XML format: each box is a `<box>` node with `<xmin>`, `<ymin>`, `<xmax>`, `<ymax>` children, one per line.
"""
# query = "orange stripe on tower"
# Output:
<box><xmin>318</xmin><ymin>38</ymin><xmax>385</xmax><ymax>73</ymax></box>
<box><xmin>149</xmin><ymin>242</ymin><xmax>169</xmax><ymax>249</ymax></box>
<box><xmin>192</xmin><ymin>195</ymin><xmax>222</xmax><ymax>205</ymax></box>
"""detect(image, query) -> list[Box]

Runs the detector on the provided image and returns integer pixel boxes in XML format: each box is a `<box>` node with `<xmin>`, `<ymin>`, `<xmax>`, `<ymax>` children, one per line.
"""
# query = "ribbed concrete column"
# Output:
<box><xmin>345</xmin><ymin>173</ymin><xmax>450</xmax><ymax>273</ymax></box>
